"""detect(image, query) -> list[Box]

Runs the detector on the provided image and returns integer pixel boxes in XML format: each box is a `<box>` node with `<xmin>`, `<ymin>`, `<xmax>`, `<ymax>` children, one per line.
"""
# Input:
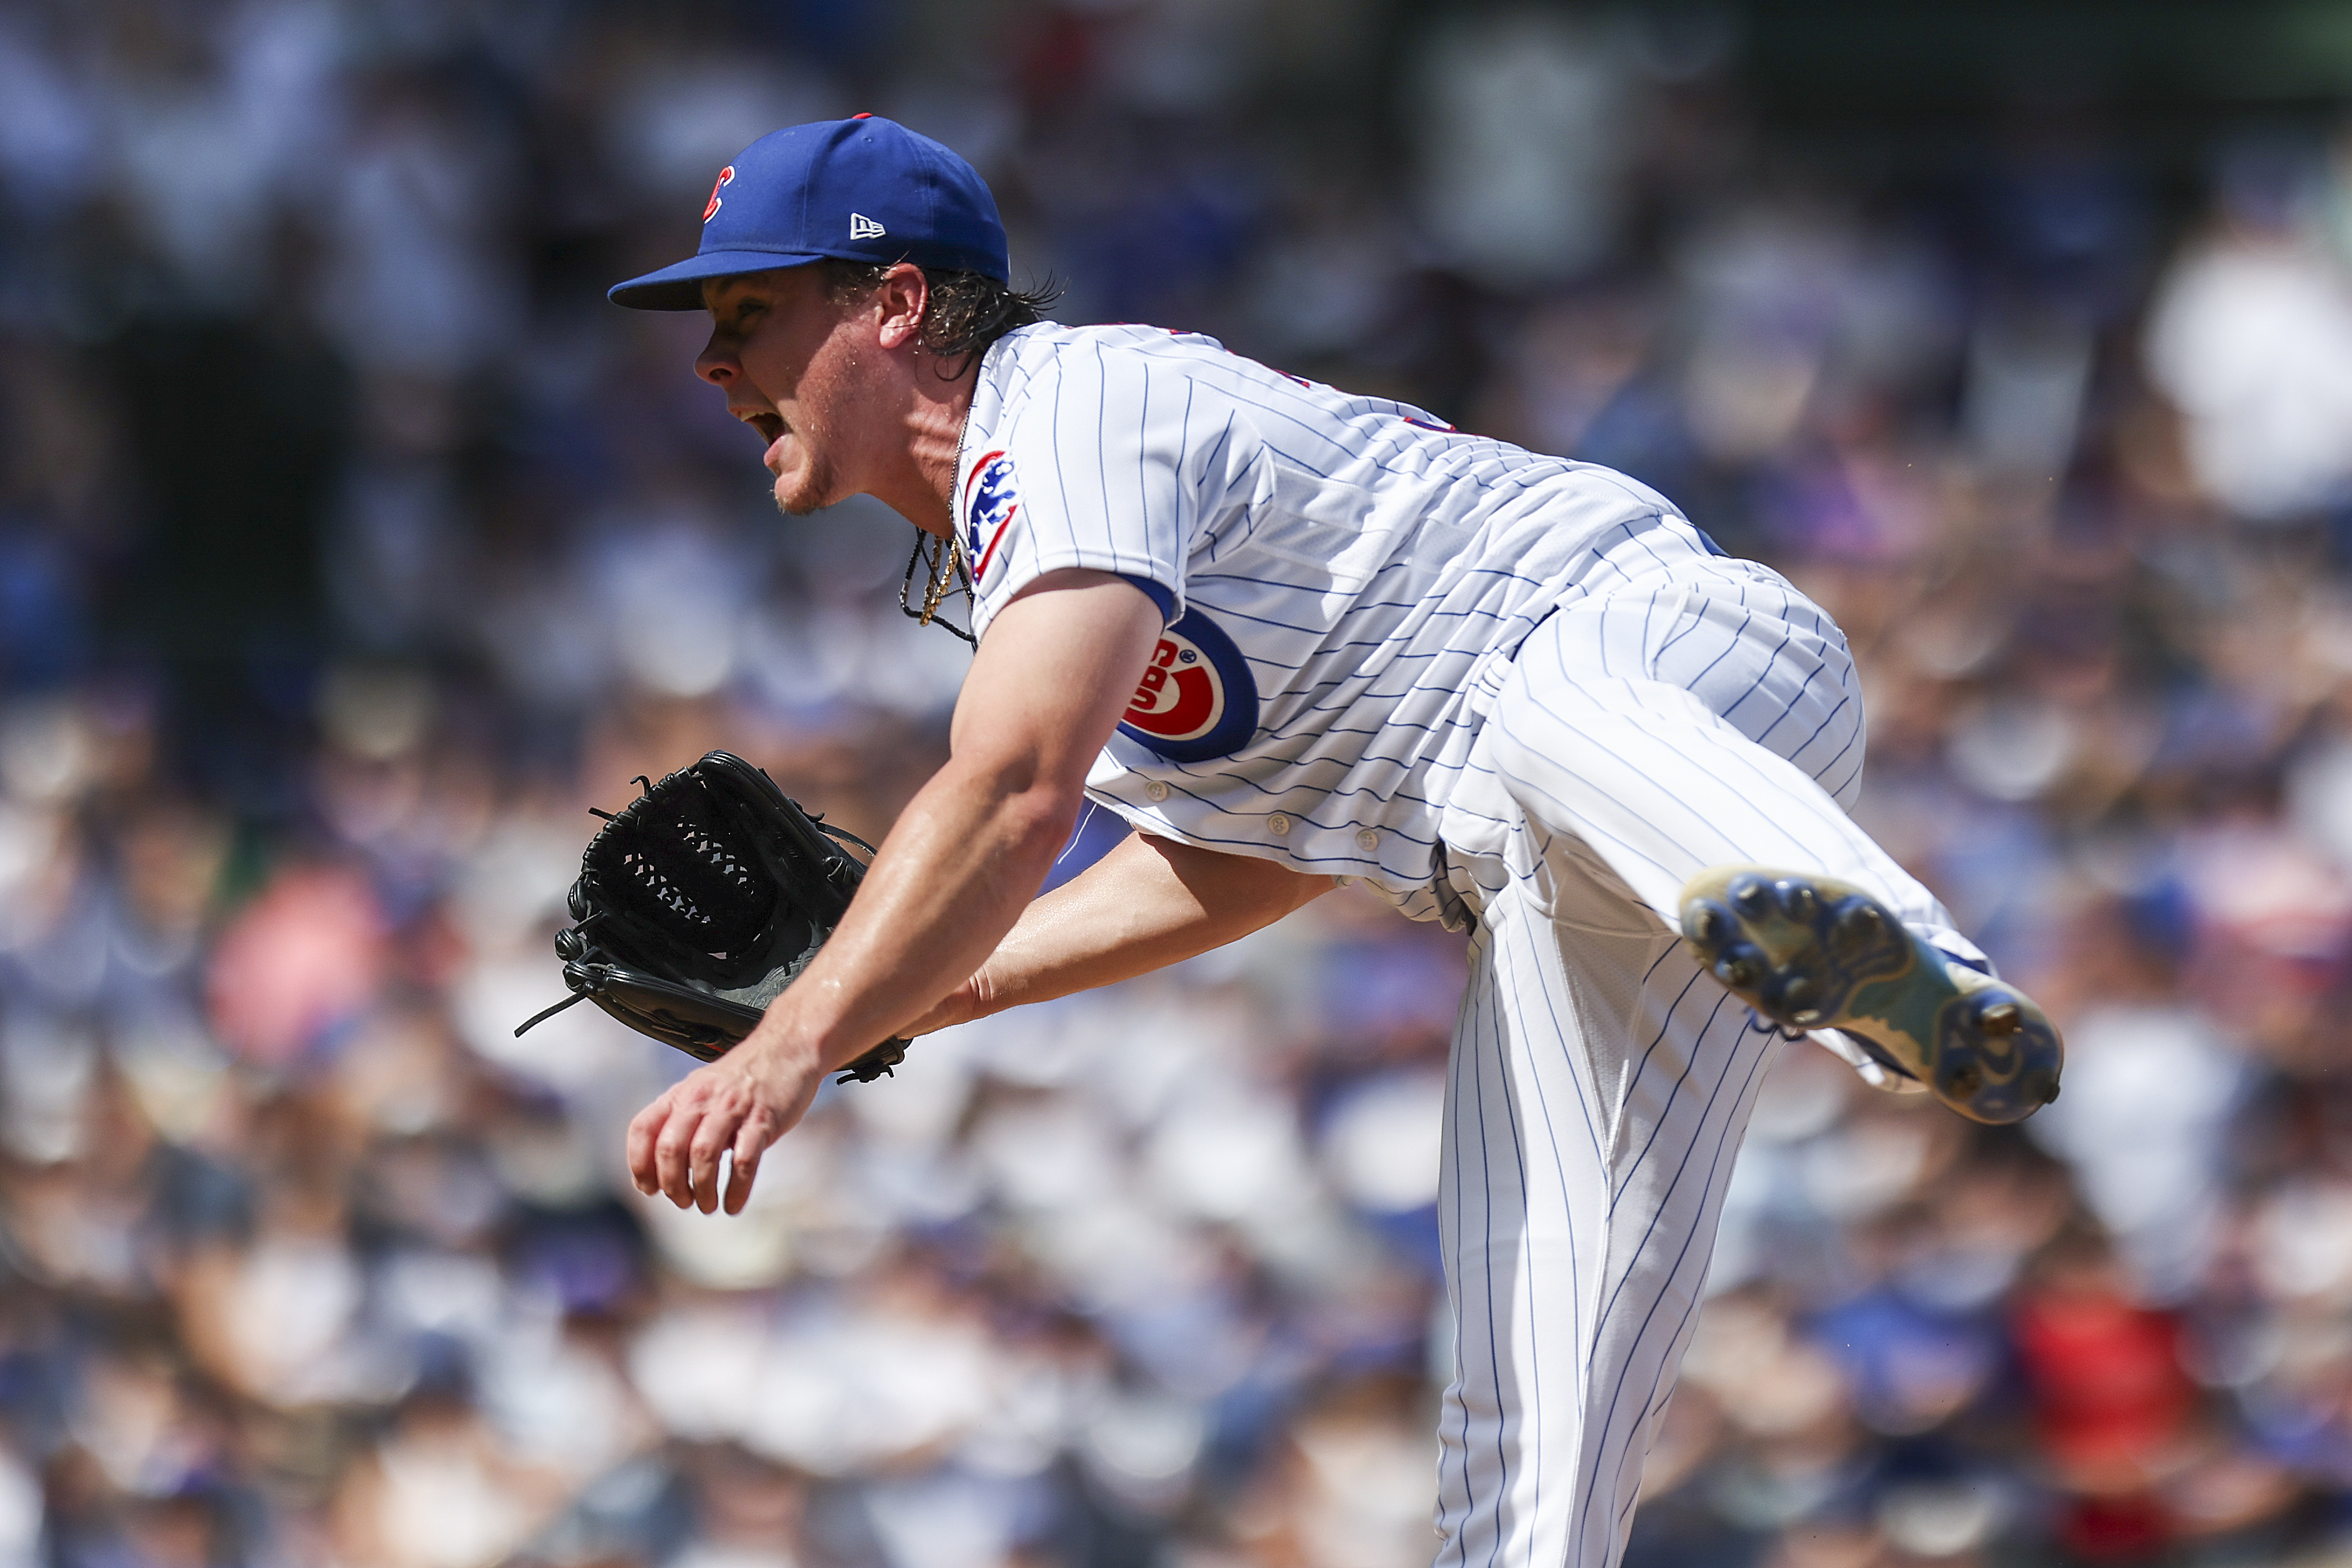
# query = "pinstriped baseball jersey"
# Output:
<box><xmin>957</xmin><ymin>322</ymin><xmax>1703</xmax><ymax>920</ymax></box>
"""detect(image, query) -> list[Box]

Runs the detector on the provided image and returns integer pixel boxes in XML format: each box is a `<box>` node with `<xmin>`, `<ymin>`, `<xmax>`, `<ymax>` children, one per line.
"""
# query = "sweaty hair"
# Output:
<box><xmin>820</xmin><ymin>259</ymin><xmax>1060</xmax><ymax>369</ymax></box>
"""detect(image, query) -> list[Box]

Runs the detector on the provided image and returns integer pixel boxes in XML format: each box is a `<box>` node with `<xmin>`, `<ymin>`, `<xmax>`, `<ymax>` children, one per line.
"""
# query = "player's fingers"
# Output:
<box><xmin>688</xmin><ymin>1100</ymin><xmax>739</xmax><ymax>1215</ymax></box>
<box><xmin>723</xmin><ymin>1109</ymin><xmax>774</xmax><ymax>1216</ymax></box>
<box><xmin>625</xmin><ymin>1093</ymin><xmax>673</xmax><ymax>1196</ymax></box>
<box><xmin>652</xmin><ymin>1094</ymin><xmax>702</xmax><ymax>1208</ymax></box>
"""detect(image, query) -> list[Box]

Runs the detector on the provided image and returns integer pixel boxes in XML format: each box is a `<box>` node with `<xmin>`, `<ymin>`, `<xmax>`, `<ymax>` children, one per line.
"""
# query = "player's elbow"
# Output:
<box><xmin>948</xmin><ymin>750</ymin><xmax>1089</xmax><ymax>862</ymax></box>
<box><xmin>1006</xmin><ymin>774</ymin><xmax>1085</xmax><ymax>842</ymax></box>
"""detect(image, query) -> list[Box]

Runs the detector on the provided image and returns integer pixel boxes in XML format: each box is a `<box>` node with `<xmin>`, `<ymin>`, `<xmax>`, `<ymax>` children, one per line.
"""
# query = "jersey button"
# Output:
<box><xmin>1355</xmin><ymin>829</ymin><xmax>1379</xmax><ymax>852</ymax></box>
<box><xmin>1144</xmin><ymin>781</ymin><xmax>1169</xmax><ymax>803</ymax></box>
<box><xmin>1267</xmin><ymin>812</ymin><xmax>1291</xmax><ymax>836</ymax></box>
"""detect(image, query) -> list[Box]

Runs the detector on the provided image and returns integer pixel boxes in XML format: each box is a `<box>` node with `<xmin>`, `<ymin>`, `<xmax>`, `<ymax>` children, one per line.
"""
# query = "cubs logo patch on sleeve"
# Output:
<box><xmin>1119</xmin><ymin>610</ymin><xmax>1259</xmax><ymax>763</ymax></box>
<box><xmin>964</xmin><ymin>450</ymin><xmax>1020</xmax><ymax>581</ymax></box>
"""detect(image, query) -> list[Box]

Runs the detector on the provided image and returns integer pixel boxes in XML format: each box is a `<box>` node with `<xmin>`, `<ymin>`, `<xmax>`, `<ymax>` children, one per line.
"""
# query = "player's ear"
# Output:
<box><xmin>872</xmin><ymin>262</ymin><xmax>931</xmax><ymax>351</ymax></box>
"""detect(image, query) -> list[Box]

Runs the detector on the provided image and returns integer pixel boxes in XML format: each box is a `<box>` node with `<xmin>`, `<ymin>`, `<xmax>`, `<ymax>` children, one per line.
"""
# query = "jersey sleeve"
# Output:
<box><xmin>962</xmin><ymin>336</ymin><xmax>1199</xmax><ymax>637</ymax></box>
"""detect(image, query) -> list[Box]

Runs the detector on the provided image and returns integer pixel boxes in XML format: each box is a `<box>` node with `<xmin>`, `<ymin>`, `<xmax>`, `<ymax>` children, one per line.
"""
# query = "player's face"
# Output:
<box><xmin>695</xmin><ymin>269</ymin><xmax>876</xmax><ymax>515</ymax></box>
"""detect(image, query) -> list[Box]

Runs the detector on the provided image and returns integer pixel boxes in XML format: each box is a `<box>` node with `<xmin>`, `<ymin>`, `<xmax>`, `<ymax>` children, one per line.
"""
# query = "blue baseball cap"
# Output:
<box><xmin>608</xmin><ymin>116</ymin><xmax>1010</xmax><ymax>310</ymax></box>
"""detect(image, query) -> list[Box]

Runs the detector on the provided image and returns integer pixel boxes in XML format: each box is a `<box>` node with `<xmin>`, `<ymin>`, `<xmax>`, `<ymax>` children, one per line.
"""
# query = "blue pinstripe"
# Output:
<box><xmin>1604</xmin><ymin>968</ymin><xmax>1723</xmax><ymax>1214</ymax></box>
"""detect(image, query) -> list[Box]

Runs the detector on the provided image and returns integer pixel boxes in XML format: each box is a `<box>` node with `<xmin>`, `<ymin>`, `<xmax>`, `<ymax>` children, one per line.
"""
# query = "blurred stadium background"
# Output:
<box><xmin>5</xmin><ymin>1</ymin><xmax>2352</xmax><ymax>1564</ymax></box>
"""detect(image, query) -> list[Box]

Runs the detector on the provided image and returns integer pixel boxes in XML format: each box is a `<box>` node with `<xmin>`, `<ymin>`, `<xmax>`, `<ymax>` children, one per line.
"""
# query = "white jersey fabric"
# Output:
<box><xmin>958</xmin><ymin>321</ymin><xmax>1694</xmax><ymax>922</ymax></box>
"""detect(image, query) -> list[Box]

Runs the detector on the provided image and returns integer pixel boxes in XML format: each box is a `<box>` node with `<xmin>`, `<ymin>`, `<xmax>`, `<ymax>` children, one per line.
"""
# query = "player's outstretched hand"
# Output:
<box><xmin>625</xmin><ymin>1038</ymin><xmax>822</xmax><ymax>1215</ymax></box>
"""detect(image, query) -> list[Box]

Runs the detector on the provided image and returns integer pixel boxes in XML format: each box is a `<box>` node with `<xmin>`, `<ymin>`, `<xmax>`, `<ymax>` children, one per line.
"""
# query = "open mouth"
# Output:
<box><xmin>745</xmin><ymin>411</ymin><xmax>786</xmax><ymax>444</ymax></box>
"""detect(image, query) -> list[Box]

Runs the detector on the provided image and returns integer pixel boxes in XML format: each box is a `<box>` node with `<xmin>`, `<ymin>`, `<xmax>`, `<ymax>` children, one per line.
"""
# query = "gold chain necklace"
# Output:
<box><xmin>899</xmin><ymin>529</ymin><xmax>976</xmax><ymax>645</ymax></box>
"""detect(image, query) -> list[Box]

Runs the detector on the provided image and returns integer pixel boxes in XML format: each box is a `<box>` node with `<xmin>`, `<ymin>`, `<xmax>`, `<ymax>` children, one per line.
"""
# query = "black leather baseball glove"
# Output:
<box><xmin>514</xmin><ymin>750</ymin><xmax>909</xmax><ymax>1084</ymax></box>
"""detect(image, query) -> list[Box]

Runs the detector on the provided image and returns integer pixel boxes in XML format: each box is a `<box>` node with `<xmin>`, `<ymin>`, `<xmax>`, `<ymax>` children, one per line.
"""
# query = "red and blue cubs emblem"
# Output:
<box><xmin>1119</xmin><ymin>610</ymin><xmax>1258</xmax><ymax>763</ymax></box>
<box><xmin>703</xmin><ymin>165</ymin><xmax>735</xmax><ymax>223</ymax></box>
<box><xmin>964</xmin><ymin>450</ymin><xmax>1019</xmax><ymax>580</ymax></box>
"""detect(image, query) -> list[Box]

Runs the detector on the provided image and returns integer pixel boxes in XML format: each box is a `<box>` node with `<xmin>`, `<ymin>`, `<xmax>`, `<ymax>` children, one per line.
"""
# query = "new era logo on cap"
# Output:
<box><xmin>849</xmin><ymin>213</ymin><xmax>886</xmax><ymax>240</ymax></box>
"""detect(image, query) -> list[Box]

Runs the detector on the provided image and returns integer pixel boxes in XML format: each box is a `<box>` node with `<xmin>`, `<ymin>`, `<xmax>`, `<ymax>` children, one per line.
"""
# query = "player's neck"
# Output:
<box><xmin>872</xmin><ymin>355</ymin><xmax>979</xmax><ymax>539</ymax></box>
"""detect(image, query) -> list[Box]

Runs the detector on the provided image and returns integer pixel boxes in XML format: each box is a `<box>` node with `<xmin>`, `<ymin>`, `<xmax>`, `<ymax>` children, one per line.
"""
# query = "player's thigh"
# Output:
<box><xmin>1452</xmin><ymin>653</ymin><xmax>1892</xmax><ymax>923</ymax></box>
<box><xmin>1558</xmin><ymin>557</ymin><xmax>1868</xmax><ymax>808</ymax></box>
<box><xmin>1449</xmin><ymin>839</ymin><xmax>1782</xmax><ymax>1223</ymax></box>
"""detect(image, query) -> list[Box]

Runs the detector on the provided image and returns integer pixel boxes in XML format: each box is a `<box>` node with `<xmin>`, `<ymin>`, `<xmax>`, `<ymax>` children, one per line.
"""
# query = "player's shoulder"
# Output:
<box><xmin>987</xmin><ymin>322</ymin><xmax>1419</xmax><ymax>439</ymax></box>
<box><xmin>976</xmin><ymin>321</ymin><xmax>1295</xmax><ymax>446</ymax></box>
<box><xmin>985</xmin><ymin>320</ymin><xmax>1236</xmax><ymax>380</ymax></box>
<box><xmin>1554</xmin><ymin>461</ymin><xmax>1685</xmax><ymax>524</ymax></box>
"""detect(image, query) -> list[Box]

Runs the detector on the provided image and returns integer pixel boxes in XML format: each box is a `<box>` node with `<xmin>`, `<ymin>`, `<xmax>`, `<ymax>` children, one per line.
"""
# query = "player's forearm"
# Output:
<box><xmin>749</xmin><ymin>754</ymin><xmax>1077</xmax><ymax>1071</ymax></box>
<box><xmin>958</xmin><ymin>832</ymin><xmax>1333</xmax><ymax>1020</ymax></box>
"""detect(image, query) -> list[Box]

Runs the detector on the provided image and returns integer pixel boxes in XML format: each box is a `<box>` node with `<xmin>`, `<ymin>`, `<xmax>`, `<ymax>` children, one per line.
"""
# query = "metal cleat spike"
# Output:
<box><xmin>1831</xmin><ymin>900</ymin><xmax>1886</xmax><ymax>949</ymax></box>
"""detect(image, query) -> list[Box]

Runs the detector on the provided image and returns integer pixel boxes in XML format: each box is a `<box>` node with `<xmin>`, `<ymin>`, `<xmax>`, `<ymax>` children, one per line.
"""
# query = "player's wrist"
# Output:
<box><xmin>734</xmin><ymin>1012</ymin><xmax>827</xmax><ymax>1082</ymax></box>
<box><xmin>955</xmin><ymin>966</ymin><xmax>998</xmax><ymax>1025</ymax></box>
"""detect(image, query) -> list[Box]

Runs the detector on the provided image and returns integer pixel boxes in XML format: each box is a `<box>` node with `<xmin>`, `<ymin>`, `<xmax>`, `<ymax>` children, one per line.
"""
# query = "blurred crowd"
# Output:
<box><xmin>3</xmin><ymin>2</ymin><xmax>2352</xmax><ymax>1566</ymax></box>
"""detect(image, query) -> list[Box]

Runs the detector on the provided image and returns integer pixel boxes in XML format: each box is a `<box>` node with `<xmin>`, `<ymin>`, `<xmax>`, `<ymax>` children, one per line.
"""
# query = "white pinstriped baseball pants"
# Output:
<box><xmin>1429</xmin><ymin>541</ymin><xmax>1971</xmax><ymax>1567</ymax></box>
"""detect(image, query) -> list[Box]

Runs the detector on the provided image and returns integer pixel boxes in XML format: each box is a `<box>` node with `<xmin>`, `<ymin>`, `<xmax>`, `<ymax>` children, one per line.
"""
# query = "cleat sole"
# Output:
<box><xmin>1676</xmin><ymin>866</ymin><xmax>2064</xmax><ymax>1126</ymax></box>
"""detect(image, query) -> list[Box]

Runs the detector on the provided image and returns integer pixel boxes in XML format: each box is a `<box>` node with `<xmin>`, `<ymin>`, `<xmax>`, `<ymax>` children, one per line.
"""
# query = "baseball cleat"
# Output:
<box><xmin>1676</xmin><ymin>867</ymin><xmax>2063</xmax><ymax>1125</ymax></box>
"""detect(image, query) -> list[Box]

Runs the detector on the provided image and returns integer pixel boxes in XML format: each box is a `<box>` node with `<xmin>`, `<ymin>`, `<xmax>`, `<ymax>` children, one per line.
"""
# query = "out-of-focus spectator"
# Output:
<box><xmin>2146</xmin><ymin>134</ymin><xmax>2352</xmax><ymax>522</ymax></box>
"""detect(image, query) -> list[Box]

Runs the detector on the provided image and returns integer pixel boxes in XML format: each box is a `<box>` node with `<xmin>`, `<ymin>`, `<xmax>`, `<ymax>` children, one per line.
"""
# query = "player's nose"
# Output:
<box><xmin>694</xmin><ymin>334</ymin><xmax>738</xmax><ymax>387</ymax></box>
